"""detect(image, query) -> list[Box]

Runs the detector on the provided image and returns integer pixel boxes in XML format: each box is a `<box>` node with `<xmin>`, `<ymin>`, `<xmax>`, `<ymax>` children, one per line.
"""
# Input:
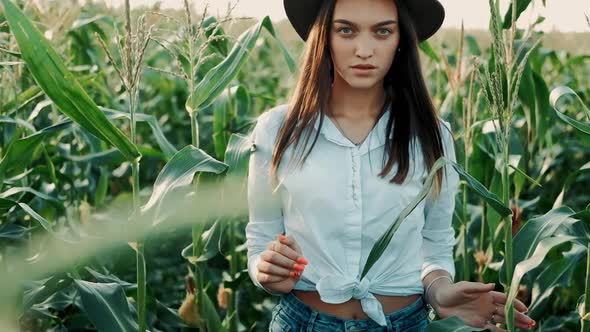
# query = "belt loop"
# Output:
<box><xmin>306</xmin><ymin>311</ymin><xmax>318</xmax><ymax>332</ymax></box>
<box><xmin>386</xmin><ymin>315</ymin><xmax>394</xmax><ymax>332</ymax></box>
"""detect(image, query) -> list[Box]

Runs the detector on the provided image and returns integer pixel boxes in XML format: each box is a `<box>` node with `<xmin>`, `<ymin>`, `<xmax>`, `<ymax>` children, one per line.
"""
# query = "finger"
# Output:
<box><xmin>260</xmin><ymin>248</ymin><xmax>301</xmax><ymax>272</ymax></box>
<box><xmin>264</xmin><ymin>241</ymin><xmax>303</xmax><ymax>272</ymax></box>
<box><xmin>512</xmin><ymin>312</ymin><xmax>535</xmax><ymax>330</ymax></box>
<box><xmin>256</xmin><ymin>271</ymin><xmax>289</xmax><ymax>284</ymax></box>
<box><xmin>266</xmin><ymin>240</ymin><xmax>298</xmax><ymax>262</ymax></box>
<box><xmin>492</xmin><ymin>303</ymin><xmax>535</xmax><ymax>329</ymax></box>
<box><xmin>514</xmin><ymin>298</ymin><xmax>529</xmax><ymax>313</ymax></box>
<box><xmin>266</xmin><ymin>239</ymin><xmax>301</xmax><ymax>266</ymax></box>
<box><xmin>277</xmin><ymin>234</ymin><xmax>302</xmax><ymax>254</ymax></box>
<box><xmin>514</xmin><ymin>311</ymin><xmax>535</xmax><ymax>328</ymax></box>
<box><xmin>492</xmin><ymin>291</ymin><xmax>529</xmax><ymax>312</ymax></box>
<box><xmin>463</xmin><ymin>282</ymin><xmax>495</xmax><ymax>293</ymax></box>
<box><xmin>261</xmin><ymin>241</ymin><xmax>303</xmax><ymax>270</ymax></box>
<box><xmin>257</xmin><ymin>256</ymin><xmax>293</xmax><ymax>278</ymax></box>
<box><xmin>277</xmin><ymin>235</ymin><xmax>307</xmax><ymax>264</ymax></box>
<box><xmin>489</xmin><ymin>311</ymin><xmax>534</xmax><ymax>331</ymax></box>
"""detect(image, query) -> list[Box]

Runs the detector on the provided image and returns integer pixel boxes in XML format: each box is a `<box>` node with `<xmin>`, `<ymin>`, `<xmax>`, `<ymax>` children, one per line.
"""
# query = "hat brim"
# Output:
<box><xmin>284</xmin><ymin>0</ymin><xmax>445</xmax><ymax>42</ymax></box>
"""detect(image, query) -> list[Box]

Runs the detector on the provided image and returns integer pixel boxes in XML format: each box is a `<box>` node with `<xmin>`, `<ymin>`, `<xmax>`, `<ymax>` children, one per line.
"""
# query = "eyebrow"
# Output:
<box><xmin>333</xmin><ymin>19</ymin><xmax>398</xmax><ymax>27</ymax></box>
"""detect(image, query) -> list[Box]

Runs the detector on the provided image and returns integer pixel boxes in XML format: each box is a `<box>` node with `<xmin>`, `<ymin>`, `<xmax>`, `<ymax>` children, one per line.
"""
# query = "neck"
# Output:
<box><xmin>328</xmin><ymin>75</ymin><xmax>386</xmax><ymax>120</ymax></box>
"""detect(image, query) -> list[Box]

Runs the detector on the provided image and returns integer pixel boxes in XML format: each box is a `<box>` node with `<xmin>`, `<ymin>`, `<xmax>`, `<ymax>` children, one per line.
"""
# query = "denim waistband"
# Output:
<box><xmin>277</xmin><ymin>291</ymin><xmax>427</xmax><ymax>328</ymax></box>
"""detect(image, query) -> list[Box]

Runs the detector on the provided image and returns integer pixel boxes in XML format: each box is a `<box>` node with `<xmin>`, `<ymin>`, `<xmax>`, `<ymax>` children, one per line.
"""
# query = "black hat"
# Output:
<box><xmin>283</xmin><ymin>0</ymin><xmax>445</xmax><ymax>42</ymax></box>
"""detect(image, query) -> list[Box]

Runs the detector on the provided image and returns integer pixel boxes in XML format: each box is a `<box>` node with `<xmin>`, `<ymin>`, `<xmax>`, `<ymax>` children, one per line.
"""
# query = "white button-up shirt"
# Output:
<box><xmin>245</xmin><ymin>103</ymin><xmax>459</xmax><ymax>326</ymax></box>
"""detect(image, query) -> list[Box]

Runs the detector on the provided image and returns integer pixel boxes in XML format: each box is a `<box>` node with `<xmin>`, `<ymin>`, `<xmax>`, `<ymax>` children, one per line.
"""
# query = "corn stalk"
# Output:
<box><xmin>584</xmin><ymin>243</ymin><xmax>590</xmax><ymax>332</ymax></box>
<box><xmin>149</xmin><ymin>1</ymin><xmax>294</xmax><ymax>329</ymax></box>
<box><xmin>96</xmin><ymin>1</ymin><xmax>152</xmax><ymax>330</ymax></box>
<box><xmin>149</xmin><ymin>1</ymin><xmax>237</xmax><ymax>329</ymax></box>
<box><xmin>474</xmin><ymin>0</ymin><xmax>543</xmax><ymax>330</ymax></box>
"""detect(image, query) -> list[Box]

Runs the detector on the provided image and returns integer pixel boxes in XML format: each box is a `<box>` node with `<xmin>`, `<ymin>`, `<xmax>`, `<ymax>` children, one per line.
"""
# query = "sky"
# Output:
<box><xmin>104</xmin><ymin>0</ymin><xmax>590</xmax><ymax>33</ymax></box>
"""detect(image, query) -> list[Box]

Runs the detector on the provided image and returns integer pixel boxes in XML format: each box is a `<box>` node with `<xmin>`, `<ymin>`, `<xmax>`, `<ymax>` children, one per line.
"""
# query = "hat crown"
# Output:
<box><xmin>283</xmin><ymin>0</ymin><xmax>445</xmax><ymax>42</ymax></box>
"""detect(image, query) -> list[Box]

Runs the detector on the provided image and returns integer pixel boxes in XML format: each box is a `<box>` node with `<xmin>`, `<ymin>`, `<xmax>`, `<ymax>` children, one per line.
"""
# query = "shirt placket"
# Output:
<box><xmin>346</xmin><ymin>147</ymin><xmax>363</xmax><ymax>276</ymax></box>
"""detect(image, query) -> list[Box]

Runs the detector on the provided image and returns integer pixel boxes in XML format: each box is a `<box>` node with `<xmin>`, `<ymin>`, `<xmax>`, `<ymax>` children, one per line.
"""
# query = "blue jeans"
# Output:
<box><xmin>268</xmin><ymin>291</ymin><xmax>430</xmax><ymax>331</ymax></box>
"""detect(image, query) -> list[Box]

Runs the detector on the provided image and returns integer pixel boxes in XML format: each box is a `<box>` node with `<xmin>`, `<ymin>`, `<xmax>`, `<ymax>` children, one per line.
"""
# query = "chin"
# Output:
<box><xmin>344</xmin><ymin>78</ymin><xmax>380</xmax><ymax>90</ymax></box>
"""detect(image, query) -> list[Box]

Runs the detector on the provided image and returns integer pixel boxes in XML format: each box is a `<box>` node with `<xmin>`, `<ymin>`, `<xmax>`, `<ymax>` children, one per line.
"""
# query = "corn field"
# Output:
<box><xmin>0</xmin><ymin>0</ymin><xmax>589</xmax><ymax>331</ymax></box>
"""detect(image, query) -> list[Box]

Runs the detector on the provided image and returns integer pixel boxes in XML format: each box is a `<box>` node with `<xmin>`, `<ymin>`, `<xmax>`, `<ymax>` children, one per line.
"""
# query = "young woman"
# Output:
<box><xmin>246</xmin><ymin>0</ymin><xmax>535</xmax><ymax>331</ymax></box>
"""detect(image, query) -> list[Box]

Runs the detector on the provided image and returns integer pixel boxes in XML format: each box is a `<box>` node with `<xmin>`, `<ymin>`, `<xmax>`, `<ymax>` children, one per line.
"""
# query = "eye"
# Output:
<box><xmin>337</xmin><ymin>27</ymin><xmax>353</xmax><ymax>34</ymax></box>
<box><xmin>376</xmin><ymin>29</ymin><xmax>393</xmax><ymax>36</ymax></box>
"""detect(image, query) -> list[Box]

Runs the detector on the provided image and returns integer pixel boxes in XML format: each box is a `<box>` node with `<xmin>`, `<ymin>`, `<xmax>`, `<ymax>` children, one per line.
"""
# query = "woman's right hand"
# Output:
<box><xmin>256</xmin><ymin>234</ymin><xmax>308</xmax><ymax>294</ymax></box>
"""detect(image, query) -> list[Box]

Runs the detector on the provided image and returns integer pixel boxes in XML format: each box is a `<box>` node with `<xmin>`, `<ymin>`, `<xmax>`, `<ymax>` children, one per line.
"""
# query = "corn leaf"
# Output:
<box><xmin>0</xmin><ymin>199</ymin><xmax>78</xmax><ymax>243</ymax></box>
<box><xmin>1</xmin><ymin>0</ymin><xmax>140</xmax><ymax>162</ymax></box>
<box><xmin>22</xmin><ymin>275</ymin><xmax>73</xmax><ymax>312</ymax></box>
<box><xmin>74</xmin><ymin>280</ymin><xmax>139</xmax><ymax>332</ymax></box>
<box><xmin>0</xmin><ymin>121</ymin><xmax>69</xmax><ymax>185</ymax></box>
<box><xmin>213</xmin><ymin>85</ymin><xmax>250</xmax><ymax>160</ymax></box>
<box><xmin>224</xmin><ymin>133</ymin><xmax>253</xmax><ymax>179</ymax></box>
<box><xmin>1</xmin><ymin>86</ymin><xmax>43</xmax><ymax>116</ymax></box>
<box><xmin>140</xmin><ymin>145</ymin><xmax>228</xmax><ymax>224</ymax></box>
<box><xmin>361</xmin><ymin>156</ymin><xmax>511</xmax><ymax>278</ymax></box>
<box><xmin>0</xmin><ymin>187</ymin><xmax>64</xmax><ymax>211</ymax></box>
<box><xmin>552</xmin><ymin>162</ymin><xmax>590</xmax><ymax>208</ymax></box>
<box><xmin>101</xmin><ymin>107</ymin><xmax>178</xmax><ymax>160</ymax></box>
<box><xmin>502</xmin><ymin>0</ymin><xmax>541</xmax><ymax>29</ymax></box>
<box><xmin>527</xmin><ymin>244</ymin><xmax>586</xmax><ymax>315</ymax></box>
<box><xmin>181</xmin><ymin>218</ymin><xmax>224</xmax><ymax>263</ymax></box>
<box><xmin>0</xmin><ymin>106</ymin><xmax>176</xmax><ymax>186</ymax></box>
<box><xmin>508</xmin><ymin>164</ymin><xmax>542</xmax><ymax>188</ymax></box>
<box><xmin>506</xmin><ymin>235</ymin><xmax>578</xmax><ymax>310</ymax></box>
<box><xmin>0</xmin><ymin>116</ymin><xmax>36</xmax><ymax>133</ymax></box>
<box><xmin>502</xmin><ymin>0</ymin><xmax>528</xmax><ymax>29</ymax></box>
<box><xmin>0</xmin><ymin>223</ymin><xmax>29</xmax><ymax>240</ymax></box>
<box><xmin>187</xmin><ymin>16</ymin><xmax>296</xmax><ymax>113</ymax></box>
<box><xmin>549</xmin><ymin>85</ymin><xmax>590</xmax><ymax>135</ymax></box>
<box><xmin>499</xmin><ymin>206</ymin><xmax>579</xmax><ymax>285</ymax></box>
<box><xmin>95</xmin><ymin>167</ymin><xmax>109</xmax><ymax>207</ymax></box>
<box><xmin>418</xmin><ymin>40</ymin><xmax>441</xmax><ymax>62</ymax></box>
<box><xmin>203</xmin><ymin>16</ymin><xmax>229</xmax><ymax>56</ymax></box>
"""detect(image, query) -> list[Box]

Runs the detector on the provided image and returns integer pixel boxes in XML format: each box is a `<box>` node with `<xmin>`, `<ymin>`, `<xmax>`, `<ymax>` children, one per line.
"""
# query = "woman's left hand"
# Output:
<box><xmin>433</xmin><ymin>281</ymin><xmax>536</xmax><ymax>331</ymax></box>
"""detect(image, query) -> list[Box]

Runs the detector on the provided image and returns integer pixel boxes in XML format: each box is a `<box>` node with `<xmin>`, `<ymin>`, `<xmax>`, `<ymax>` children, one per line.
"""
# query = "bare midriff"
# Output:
<box><xmin>291</xmin><ymin>290</ymin><xmax>422</xmax><ymax>320</ymax></box>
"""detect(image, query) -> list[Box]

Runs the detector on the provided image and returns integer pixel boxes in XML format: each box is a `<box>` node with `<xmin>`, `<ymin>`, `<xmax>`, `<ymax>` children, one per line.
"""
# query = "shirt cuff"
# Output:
<box><xmin>421</xmin><ymin>260</ymin><xmax>456</xmax><ymax>282</ymax></box>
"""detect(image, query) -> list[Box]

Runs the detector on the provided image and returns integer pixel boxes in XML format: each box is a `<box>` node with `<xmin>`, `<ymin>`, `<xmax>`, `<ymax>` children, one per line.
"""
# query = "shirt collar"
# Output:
<box><xmin>312</xmin><ymin>103</ymin><xmax>394</xmax><ymax>155</ymax></box>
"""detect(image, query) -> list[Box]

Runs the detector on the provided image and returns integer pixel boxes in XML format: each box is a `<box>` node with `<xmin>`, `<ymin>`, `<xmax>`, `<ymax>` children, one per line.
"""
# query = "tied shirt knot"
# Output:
<box><xmin>352</xmin><ymin>276</ymin><xmax>370</xmax><ymax>299</ymax></box>
<box><xmin>316</xmin><ymin>274</ymin><xmax>387</xmax><ymax>326</ymax></box>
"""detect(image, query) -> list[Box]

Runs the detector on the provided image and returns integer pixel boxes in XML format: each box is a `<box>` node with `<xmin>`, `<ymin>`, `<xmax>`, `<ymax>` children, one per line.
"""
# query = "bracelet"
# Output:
<box><xmin>425</xmin><ymin>303</ymin><xmax>437</xmax><ymax>321</ymax></box>
<box><xmin>424</xmin><ymin>275</ymin><xmax>453</xmax><ymax>302</ymax></box>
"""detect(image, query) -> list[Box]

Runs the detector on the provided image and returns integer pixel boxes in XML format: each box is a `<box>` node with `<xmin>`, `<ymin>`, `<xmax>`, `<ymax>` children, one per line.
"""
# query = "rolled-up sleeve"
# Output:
<box><xmin>420</xmin><ymin>120</ymin><xmax>459</xmax><ymax>281</ymax></box>
<box><xmin>245</xmin><ymin>111</ymin><xmax>285</xmax><ymax>295</ymax></box>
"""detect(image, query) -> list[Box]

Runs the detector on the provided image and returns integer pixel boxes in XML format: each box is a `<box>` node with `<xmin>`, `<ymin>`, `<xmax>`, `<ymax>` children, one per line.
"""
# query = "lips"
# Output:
<box><xmin>352</xmin><ymin>64</ymin><xmax>376</xmax><ymax>69</ymax></box>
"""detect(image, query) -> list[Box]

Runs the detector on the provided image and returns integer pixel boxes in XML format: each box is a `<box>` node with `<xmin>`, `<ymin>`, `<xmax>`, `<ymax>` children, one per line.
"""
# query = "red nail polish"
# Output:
<box><xmin>297</xmin><ymin>257</ymin><xmax>308</xmax><ymax>265</ymax></box>
<box><xmin>289</xmin><ymin>271</ymin><xmax>296</xmax><ymax>277</ymax></box>
<box><xmin>293</xmin><ymin>264</ymin><xmax>305</xmax><ymax>271</ymax></box>
<box><xmin>278</xmin><ymin>234</ymin><xmax>287</xmax><ymax>241</ymax></box>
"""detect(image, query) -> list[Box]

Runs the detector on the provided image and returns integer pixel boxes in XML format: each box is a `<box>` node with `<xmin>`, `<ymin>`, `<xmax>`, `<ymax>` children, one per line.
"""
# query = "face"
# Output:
<box><xmin>329</xmin><ymin>0</ymin><xmax>400</xmax><ymax>90</ymax></box>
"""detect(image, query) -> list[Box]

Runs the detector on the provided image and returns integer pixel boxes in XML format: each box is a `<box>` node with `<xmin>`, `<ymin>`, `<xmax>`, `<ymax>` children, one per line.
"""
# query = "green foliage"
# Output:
<box><xmin>0</xmin><ymin>0</ymin><xmax>589</xmax><ymax>331</ymax></box>
<box><xmin>1</xmin><ymin>0</ymin><xmax>141</xmax><ymax>162</ymax></box>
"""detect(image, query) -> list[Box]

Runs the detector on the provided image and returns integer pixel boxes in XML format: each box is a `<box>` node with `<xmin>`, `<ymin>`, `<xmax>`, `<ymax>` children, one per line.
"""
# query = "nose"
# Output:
<box><xmin>355</xmin><ymin>37</ymin><xmax>375</xmax><ymax>59</ymax></box>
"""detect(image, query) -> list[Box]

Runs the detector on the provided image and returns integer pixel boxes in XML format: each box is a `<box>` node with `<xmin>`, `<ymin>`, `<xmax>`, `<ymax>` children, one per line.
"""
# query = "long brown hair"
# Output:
<box><xmin>270</xmin><ymin>0</ymin><xmax>450</xmax><ymax>198</ymax></box>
